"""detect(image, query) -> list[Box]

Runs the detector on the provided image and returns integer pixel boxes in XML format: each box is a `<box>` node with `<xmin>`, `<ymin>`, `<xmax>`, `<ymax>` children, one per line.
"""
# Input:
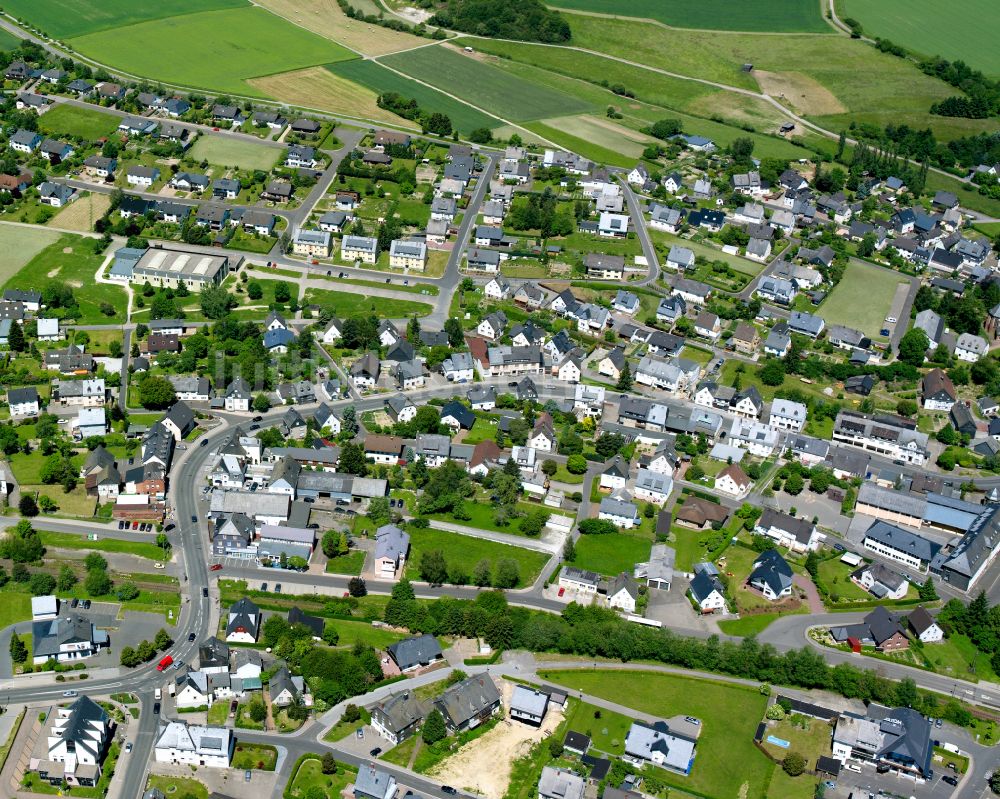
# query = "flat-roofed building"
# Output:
<box><xmin>132</xmin><ymin>248</ymin><xmax>233</xmax><ymax>289</ymax></box>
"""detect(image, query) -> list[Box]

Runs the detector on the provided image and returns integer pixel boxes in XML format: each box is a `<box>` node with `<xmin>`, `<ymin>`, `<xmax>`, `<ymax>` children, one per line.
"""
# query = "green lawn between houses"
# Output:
<box><xmin>187</xmin><ymin>135</ymin><xmax>283</xmax><ymax>172</ymax></box>
<box><xmin>36</xmin><ymin>103</ymin><xmax>121</xmax><ymax>140</ymax></box>
<box><xmin>286</xmin><ymin>756</ymin><xmax>356</xmax><ymax>799</ymax></box>
<box><xmin>145</xmin><ymin>775</ymin><xmax>209</xmax><ymax>799</ymax></box>
<box><xmin>0</xmin><ymin>224</ymin><xmax>63</xmax><ymax>286</ymax></box>
<box><xmin>540</xmin><ymin>669</ymin><xmax>774</xmax><ymax>799</ymax></box>
<box><xmin>570</xmin><ymin>530</ymin><xmax>653</xmax><ymax>579</ymax></box>
<box><xmin>303</xmin><ymin>287</ymin><xmax>433</xmax><ymax>319</ymax></box>
<box><xmin>404</xmin><ymin>527</ymin><xmax>548</xmax><ymax>588</ymax></box>
<box><xmin>816</xmin><ymin>259</ymin><xmax>908</xmax><ymax>341</ymax></box>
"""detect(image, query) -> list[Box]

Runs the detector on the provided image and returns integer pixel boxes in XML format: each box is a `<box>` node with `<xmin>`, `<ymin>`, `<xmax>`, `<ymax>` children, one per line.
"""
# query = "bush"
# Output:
<box><xmin>782</xmin><ymin>752</ymin><xmax>806</xmax><ymax>777</ymax></box>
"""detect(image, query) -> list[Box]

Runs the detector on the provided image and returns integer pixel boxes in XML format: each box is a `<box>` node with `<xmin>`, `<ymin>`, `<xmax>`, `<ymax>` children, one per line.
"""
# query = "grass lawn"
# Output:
<box><xmin>231</xmin><ymin>743</ymin><xmax>277</xmax><ymax>771</ymax></box>
<box><xmin>815</xmin><ymin>557</ymin><xmax>871</xmax><ymax>602</ymax></box>
<box><xmin>429</xmin><ymin>498</ymin><xmax>551</xmax><ymax>536</ymax></box>
<box><xmin>0</xmin><ymin>590</ymin><xmax>32</xmax><ymax>630</ymax></box>
<box><xmin>69</xmin><ymin>6</ymin><xmax>354</xmax><ymax>96</ymax></box>
<box><xmin>286</xmin><ymin>756</ymin><xmax>356</xmax><ymax>799</ymax></box>
<box><xmin>146</xmin><ymin>775</ymin><xmax>209</xmax><ymax>799</ymax></box>
<box><xmin>328</xmin><ymin>60</ymin><xmax>500</xmax><ymax>134</ymax></box>
<box><xmin>39</xmin><ymin>530</ymin><xmax>166</xmax><ymax>560</ymax></box>
<box><xmin>188</xmin><ymin>135</ymin><xmax>282</xmax><ymax>171</ymax></box>
<box><xmin>760</xmin><ymin>713</ymin><xmax>835</xmax><ymax>770</ymax></box>
<box><xmin>326</xmin><ymin>618</ymin><xmax>406</xmax><ymax>649</ymax></box>
<box><xmin>379</xmin><ymin>45</ymin><xmax>595</xmax><ymax>123</ymax></box>
<box><xmin>303</xmin><ymin>287</ymin><xmax>432</xmax><ymax>319</ymax></box>
<box><xmin>324</xmin><ymin>708</ymin><xmax>372</xmax><ymax>742</ymax></box>
<box><xmin>670</xmin><ymin>524</ymin><xmax>722</xmax><ymax>572</ymax></box>
<box><xmin>552</xmin><ymin>0</ymin><xmax>827</xmax><ymax>32</ymax></box>
<box><xmin>571</xmin><ymin>531</ymin><xmax>653</xmax><ymax>578</ymax></box>
<box><xmin>1</xmin><ymin>0</ymin><xmax>243</xmax><ymax>38</ymax></box>
<box><xmin>30</xmin><ymin>486</ymin><xmax>98</xmax><ymax>519</ymax></box>
<box><xmin>36</xmin><ymin>104</ymin><xmax>121</xmax><ymax>140</ymax></box>
<box><xmin>560</xmin><ymin>698</ymin><xmax>634</xmax><ymax>755</ymax></box>
<box><xmin>540</xmin><ymin>669</ymin><xmax>773</xmax><ymax>799</ymax></box>
<box><xmin>0</xmin><ymin>224</ymin><xmax>61</xmax><ymax>286</ymax></box>
<box><xmin>405</xmin><ymin>528</ymin><xmax>548</xmax><ymax>588</ymax></box>
<box><xmin>206</xmin><ymin>702</ymin><xmax>229</xmax><ymax>725</ymax></box>
<box><xmin>462</xmin><ymin>417</ymin><xmax>500</xmax><ymax>445</ymax></box>
<box><xmin>325</xmin><ymin>549</ymin><xmax>366</xmax><ymax>575</ymax></box>
<box><xmin>550</xmin><ymin>464</ymin><xmax>584</xmax><ymax>485</ymax></box>
<box><xmin>818</xmin><ymin>260</ymin><xmax>907</xmax><ymax>340</ymax></box>
<box><xmin>718</xmin><ymin>613</ymin><xmax>781</xmax><ymax>637</ymax></box>
<box><xmin>1</xmin><ymin>233</ymin><xmax>127</xmax><ymax>324</ymax></box>
<box><xmin>841</xmin><ymin>0</ymin><xmax>1000</xmax><ymax>76</ymax></box>
<box><xmin>925</xmin><ymin>634</ymin><xmax>1000</xmax><ymax>683</ymax></box>
<box><xmin>765</xmin><ymin>764</ymin><xmax>820</xmax><ymax>799</ymax></box>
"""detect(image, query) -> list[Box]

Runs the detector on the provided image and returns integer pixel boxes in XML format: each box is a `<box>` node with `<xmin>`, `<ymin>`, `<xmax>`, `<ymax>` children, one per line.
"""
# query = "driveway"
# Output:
<box><xmin>793</xmin><ymin>573</ymin><xmax>824</xmax><ymax>613</ymax></box>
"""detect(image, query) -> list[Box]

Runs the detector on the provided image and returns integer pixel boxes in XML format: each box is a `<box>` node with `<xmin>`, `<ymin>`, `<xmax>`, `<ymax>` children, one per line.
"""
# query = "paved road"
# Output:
<box><xmin>618</xmin><ymin>178</ymin><xmax>660</xmax><ymax>286</ymax></box>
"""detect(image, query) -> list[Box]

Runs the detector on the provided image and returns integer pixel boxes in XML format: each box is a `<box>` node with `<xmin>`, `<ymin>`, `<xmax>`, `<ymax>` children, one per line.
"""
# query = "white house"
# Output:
<box><xmin>768</xmin><ymin>399</ymin><xmax>807</xmax><ymax>432</ymax></box>
<box><xmin>598</xmin><ymin>495</ymin><xmax>640</xmax><ymax>528</ymax></box>
<box><xmin>600</xmin><ymin>455</ymin><xmax>630</xmax><ymax>492</ymax></box>
<box><xmin>955</xmin><ymin>333</ymin><xmax>988</xmax><ymax>363</ymax></box>
<box><xmin>715</xmin><ymin>464</ymin><xmax>751</xmax><ymax>497</ymax></box>
<box><xmin>154</xmin><ymin>721</ymin><xmax>232</xmax><ymax>768</ymax></box>
<box><xmin>606</xmin><ymin>573</ymin><xmax>639</xmax><ymax>614</ymax></box>
<box><xmin>634</xmin><ymin>468</ymin><xmax>673</xmax><ymax>505</ymax></box>
<box><xmin>484</xmin><ymin>277</ymin><xmax>511</xmax><ymax>300</ymax></box>
<box><xmin>908</xmin><ymin>607</ymin><xmax>944</xmax><ymax>644</ymax></box>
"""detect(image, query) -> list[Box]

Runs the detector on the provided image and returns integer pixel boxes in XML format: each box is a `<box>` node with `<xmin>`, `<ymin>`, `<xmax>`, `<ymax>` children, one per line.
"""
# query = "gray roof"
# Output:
<box><xmin>863</xmin><ymin>520</ymin><xmax>939</xmax><ymax>563</ymax></box>
<box><xmin>434</xmin><ymin>675</ymin><xmax>502</xmax><ymax>728</ymax></box>
<box><xmin>748</xmin><ymin>549</ymin><xmax>793</xmax><ymax>596</ymax></box>
<box><xmin>940</xmin><ymin>504</ymin><xmax>1000</xmax><ymax>578</ymax></box>
<box><xmin>624</xmin><ymin>720</ymin><xmax>696</xmax><ymax>772</ymax></box>
<box><xmin>354</xmin><ymin>767</ymin><xmax>395</xmax><ymax>799</ymax></box>
<box><xmin>374</xmin><ymin>524</ymin><xmax>409</xmax><ymax>562</ymax></box>
<box><xmin>510</xmin><ymin>685</ymin><xmax>549</xmax><ymax>716</ymax></box>
<box><xmin>387</xmin><ymin>634</ymin><xmax>443</xmax><ymax>670</ymax></box>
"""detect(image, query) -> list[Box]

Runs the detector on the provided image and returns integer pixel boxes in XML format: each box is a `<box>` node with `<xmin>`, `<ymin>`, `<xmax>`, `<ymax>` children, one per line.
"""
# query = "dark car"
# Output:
<box><xmin>164</xmin><ymin>523</ymin><xmax>175</xmax><ymax>531</ymax></box>
<box><xmin>261</xmin><ymin>583</ymin><xmax>268</xmax><ymax>592</ymax></box>
<box><xmin>200</xmin><ymin>439</ymin><xmax>208</xmax><ymax>447</ymax></box>
<box><xmin>369</xmin><ymin>747</ymin><xmax>382</xmax><ymax>757</ymax></box>
<box><xmin>832</xmin><ymin>543</ymin><xmax>845</xmax><ymax>552</ymax></box>
<box><xmin>252</xmin><ymin>416</ymin><xmax>262</xmax><ymax>422</ymax></box>
<box><xmin>153</xmin><ymin>702</ymin><xmax>161</xmax><ymax>714</ymax></box>
<box><xmin>441</xmin><ymin>787</ymin><xmax>457</xmax><ymax>795</ymax></box>
<box><xmin>191</xmin><ymin>515</ymin><xmax>198</xmax><ymax>523</ymax></box>
<box><xmin>70</xmin><ymin>598</ymin><xmax>79</xmax><ymax>608</ymax></box>
<box><xmin>942</xmin><ymin>775</ymin><xmax>958</xmax><ymax>786</ymax></box>
<box><xmin>118</xmin><ymin>520</ymin><xmax>125</xmax><ymax>529</ymax></box>
<box><xmin>188</xmin><ymin>632</ymin><xmax>196</xmax><ymax>641</ymax></box>
<box><xmin>274</xmin><ymin>584</ymin><xmax>282</xmax><ymax>593</ymax></box>
<box><xmin>202</xmin><ymin>587</ymin><xmax>208</xmax><ymax>597</ymax></box>
<box><xmin>82</xmin><ymin>600</ymin><xmax>91</xmax><ymax>609</ymax></box>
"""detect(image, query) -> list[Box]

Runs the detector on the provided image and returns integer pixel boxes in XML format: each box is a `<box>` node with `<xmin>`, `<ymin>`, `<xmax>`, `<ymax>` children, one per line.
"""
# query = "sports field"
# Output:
<box><xmin>253</xmin><ymin>0</ymin><xmax>423</xmax><ymax>56</ymax></box>
<box><xmin>378</xmin><ymin>45</ymin><xmax>594</xmax><ymax>122</ymax></box>
<box><xmin>36</xmin><ymin>103</ymin><xmax>121</xmax><ymax>140</ymax></box>
<box><xmin>1</xmin><ymin>0</ymin><xmax>245</xmax><ymax>38</ymax></box>
<box><xmin>550</xmin><ymin>0</ymin><xmax>828</xmax><ymax>32</ymax></box>
<box><xmin>187</xmin><ymin>136</ymin><xmax>282</xmax><ymax>171</ymax></box>
<box><xmin>818</xmin><ymin>260</ymin><xmax>908</xmax><ymax>339</ymax></box>
<box><xmin>565</xmin><ymin>13</ymin><xmax>995</xmax><ymax>140</ymax></box>
<box><xmin>1</xmin><ymin>233</ymin><xmax>128</xmax><ymax>324</ymax></box>
<box><xmin>842</xmin><ymin>0</ymin><xmax>1000</xmax><ymax>76</ymax></box>
<box><xmin>68</xmin><ymin>6</ymin><xmax>354</xmax><ymax>95</ymax></box>
<box><xmin>327</xmin><ymin>60</ymin><xmax>502</xmax><ymax>134</ymax></box>
<box><xmin>540</xmin><ymin>670</ymin><xmax>774</xmax><ymax>799</ymax></box>
<box><xmin>250</xmin><ymin>67</ymin><xmax>417</xmax><ymax>129</ymax></box>
<box><xmin>0</xmin><ymin>224</ymin><xmax>61</xmax><ymax>284</ymax></box>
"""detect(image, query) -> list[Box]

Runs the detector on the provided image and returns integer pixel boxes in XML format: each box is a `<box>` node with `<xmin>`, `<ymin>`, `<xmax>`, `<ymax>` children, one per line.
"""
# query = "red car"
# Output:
<box><xmin>557</xmin><ymin>587</ymin><xmax>565</xmax><ymax>597</ymax></box>
<box><xmin>156</xmin><ymin>655</ymin><xmax>173</xmax><ymax>672</ymax></box>
<box><xmin>209</xmin><ymin>564</ymin><xmax>223</xmax><ymax>572</ymax></box>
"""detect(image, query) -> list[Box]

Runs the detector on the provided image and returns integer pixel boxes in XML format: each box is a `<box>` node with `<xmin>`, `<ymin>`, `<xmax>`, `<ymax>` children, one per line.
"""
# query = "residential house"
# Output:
<box><xmin>755</xmin><ymin>508</ymin><xmax>825</xmax><ymax>552</ymax></box>
<box><xmin>748</xmin><ymin>549</ymin><xmax>793</xmax><ymax>601</ymax></box>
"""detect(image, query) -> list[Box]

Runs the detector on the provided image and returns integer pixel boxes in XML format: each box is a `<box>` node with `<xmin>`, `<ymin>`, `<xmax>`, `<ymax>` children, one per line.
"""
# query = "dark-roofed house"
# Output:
<box><xmin>434</xmin><ymin>675</ymin><xmax>502</xmax><ymax>733</ymax></box>
<box><xmin>32</xmin><ymin>696</ymin><xmax>111</xmax><ymax>787</ymax></box>
<box><xmin>747</xmin><ymin>549</ymin><xmax>793</xmax><ymax>601</ymax></box>
<box><xmin>832</xmin><ymin>704</ymin><xmax>932</xmax><ymax>778</ymax></box>
<box><xmin>32</xmin><ymin>615</ymin><xmax>108</xmax><ymax>664</ymax></box>
<box><xmin>288</xmin><ymin>606</ymin><xmax>324</xmax><ymax>639</ymax></box>
<box><xmin>862</xmin><ymin>520</ymin><xmax>939</xmax><ymax>572</ymax></box>
<box><xmin>225</xmin><ymin>598</ymin><xmax>261</xmax><ymax>643</ymax></box>
<box><xmin>675</xmin><ymin>497</ymin><xmax>729</xmax><ymax>529</ymax></box>
<box><xmin>921</xmin><ymin>369</ymin><xmax>956</xmax><ymax>411</ymax></box>
<box><xmin>386</xmin><ymin>634</ymin><xmax>443</xmax><ymax>672</ymax></box>
<box><xmin>371</xmin><ymin>690</ymin><xmax>427</xmax><ymax>744</ymax></box>
<box><xmin>936</xmin><ymin>503</ymin><xmax>1000</xmax><ymax>591</ymax></box>
<box><xmin>907</xmin><ymin>606</ymin><xmax>944</xmax><ymax>644</ymax></box>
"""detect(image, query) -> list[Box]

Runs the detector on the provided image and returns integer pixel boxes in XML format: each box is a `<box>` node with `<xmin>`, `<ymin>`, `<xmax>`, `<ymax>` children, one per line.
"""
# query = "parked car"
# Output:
<box><xmin>200</xmin><ymin>439</ymin><xmax>208</xmax><ymax>447</ymax></box>
<box><xmin>70</xmin><ymin>598</ymin><xmax>79</xmax><ymax>608</ymax></box>
<box><xmin>153</xmin><ymin>702</ymin><xmax>161</xmax><ymax>714</ymax></box>
<box><xmin>261</xmin><ymin>583</ymin><xmax>268</xmax><ymax>592</ymax></box>
<box><xmin>188</xmin><ymin>632</ymin><xmax>196</xmax><ymax>641</ymax></box>
<box><xmin>202</xmin><ymin>587</ymin><xmax>209</xmax><ymax>597</ymax></box>
<box><xmin>274</xmin><ymin>584</ymin><xmax>282</xmax><ymax>593</ymax></box>
<box><xmin>210</xmin><ymin>564</ymin><xmax>223</xmax><ymax>571</ymax></box>
<box><xmin>124</xmin><ymin>742</ymin><xmax>132</xmax><ymax>753</ymax></box>
<box><xmin>357</xmin><ymin>728</ymin><xmax>364</xmax><ymax>739</ymax></box>
<box><xmin>943</xmin><ymin>776</ymin><xmax>958</xmax><ymax>786</ymax></box>
<box><xmin>369</xmin><ymin>747</ymin><xmax>382</xmax><ymax>757</ymax></box>
<box><xmin>62</xmin><ymin>690</ymin><xmax>78</xmax><ymax>697</ymax></box>
<box><xmin>82</xmin><ymin>600</ymin><xmax>91</xmax><ymax>609</ymax></box>
<box><xmin>441</xmin><ymin>787</ymin><xmax>457</xmax><ymax>795</ymax></box>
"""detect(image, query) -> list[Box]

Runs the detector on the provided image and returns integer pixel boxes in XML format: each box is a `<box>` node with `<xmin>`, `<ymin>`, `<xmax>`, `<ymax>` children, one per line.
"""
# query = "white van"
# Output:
<box><xmin>168</xmin><ymin>682</ymin><xmax>176</xmax><ymax>697</ymax></box>
<box><xmin>154</xmin><ymin>688</ymin><xmax>162</xmax><ymax>700</ymax></box>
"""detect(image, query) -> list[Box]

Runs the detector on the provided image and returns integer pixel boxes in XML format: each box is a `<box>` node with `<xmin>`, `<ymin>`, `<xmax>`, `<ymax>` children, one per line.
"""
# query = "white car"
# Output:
<box><xmin>62</xmin><ymin>690</ymin><xmax>78</xmax><ymax>697</ymax></box>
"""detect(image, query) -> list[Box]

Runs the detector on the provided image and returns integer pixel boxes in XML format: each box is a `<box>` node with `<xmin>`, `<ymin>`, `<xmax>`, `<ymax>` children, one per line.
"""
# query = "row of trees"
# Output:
<box><xmin>119</xmin><ymin>628</ymin><xmax>172</xmax><ymax>668</ymax></box>
<box><xmin>417</xmin><ymin>549</ymin><xmax>521</xmax><ymax>588</ymax></box>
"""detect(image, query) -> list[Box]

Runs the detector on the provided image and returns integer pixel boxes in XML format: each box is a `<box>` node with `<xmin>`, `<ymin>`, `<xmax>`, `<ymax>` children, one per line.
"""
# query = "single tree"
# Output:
<box><xmin>348</xmin><ymin>577</ymin><xmax>367</xmax><ymax>597</ymax></box>
<box><xmin>422</xmin><ymin>709</ymin><xmax>447</xmax><ymax>744</ymax></box>
<box><xmin>419</xmin><ymin>549</ymin><xmax>449</xmax><ymax>585</ymax></box>
<box><xmin>9</xmin><ymin>632</ymin><xmax>27</xmax><ymax>664</ymax></box>
<box><xmin>615</xmin><ymin>360</ymin><xmax>632</xmax><ymax>391</ymax></box>
<box><xmin>782</xmin><ymin>752</ymin><xmax>805</xmax><ymax>777</ymax></box>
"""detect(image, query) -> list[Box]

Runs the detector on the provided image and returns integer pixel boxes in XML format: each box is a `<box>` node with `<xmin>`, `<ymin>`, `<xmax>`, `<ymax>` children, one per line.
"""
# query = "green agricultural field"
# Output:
<box><xmin>540</xmin><ymin>669</ymin><xmax>773</xmax><ymax>799</ymax></box>
<box><xmin>187</xmin><ymin>135</ymin><xmax>281</xmax><ymax>171</ymax></box>
<box><xmin>565</xmin><ymin>13</ymin><xmax>996</xmax><ymax>140</ymax></box>
<box><xmin>327</xmin><ymin>60</ymin><xmax>501</xmax><ymax>134</ymax></box>
<box><xmin>37</xmin><ymin>103</ymin><xmax>121</xmax><ymax>141</ymax></box>
<box><xmin>0</xmin><ymin>28</ymin><xmax>21</xmax><ymax>50</ymax></box>
<box><xmin>818</xmin><ymin>260</ymin><xmax>908</xmax><ymax>340</ymax></box>
<box><xmin>68</xmin><ymin>7</ymin><xmax>354</xmax><ymax>96</ymax></box>
<box><xmin>1</xmin><ymin>233</ymin><xmax>128</xmax><ymax>324</ymax></box>
<box><xmin>841</xmin><ymin>0</ymin><xmax>1000</xmax><ymax>76</ymax></box>
<box><xmin>379</xmin><ymin>45</ymin><xmax>594</xmax><ymax>122</ymax></box>
<box><xmin>1</xmin><ymin>0</ymin><xmax>246</xmax><ymax>39</ymax></box>
<box><xmin>551</xmin><ymin>0</ymin><xmax>828</xmax><ymax>32</ymax></box>
<box><xmin>524</xmin><ymin>122</ymin><xmax>634</xmax><ymax>167</ymax></box>
<box><xmin>0</xmin><ymin>224</ymin><xmax>61</xmax><ymax>285</ymax></box>
<box><xmin>571</xmin><ymin>531</ymin><xmax>653</xmax><ymax>578</ymax></box>
<box><xmin>404</xmin><ymin>528</ymin><xmax>548</xmax><ymax>588</ymax></box>
<box><xmin>303</xmin><ymin>287</ymin><xmax>432</xmax><ymax>319</ymax></box>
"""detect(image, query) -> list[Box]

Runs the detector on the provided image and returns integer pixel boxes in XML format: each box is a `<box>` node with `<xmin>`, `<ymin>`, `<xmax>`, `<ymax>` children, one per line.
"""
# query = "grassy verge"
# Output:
<box><xmin>39</xmin><ymin>530</ymin><xmax>167</xmax><ymax>560</ymax></box>
<box><xmin>232</xmin><ymin>743</ymin><xmax>277</xmax><ymax>771</ymax></box>
<box><xmin>323</xmin><ymin>708</ymin><xmax>372</xmax><ymax>742</ymax></box>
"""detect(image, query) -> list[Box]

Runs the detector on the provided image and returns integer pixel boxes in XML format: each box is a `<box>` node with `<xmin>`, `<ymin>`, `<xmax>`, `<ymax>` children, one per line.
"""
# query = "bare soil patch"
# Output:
<box><xmin>429</xmin><ymin>680</ymin><xmax>564</xmax><ymax>799</ymax></box>
<box><xmin>50</xmin><ymin>193</ymin><xmax>111</xmax><ymax>233</ymax></box>
<box><xmin>754</xmin><ymin>70</ymin><xmax>847</xmax><ymax>116</ymax></box>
